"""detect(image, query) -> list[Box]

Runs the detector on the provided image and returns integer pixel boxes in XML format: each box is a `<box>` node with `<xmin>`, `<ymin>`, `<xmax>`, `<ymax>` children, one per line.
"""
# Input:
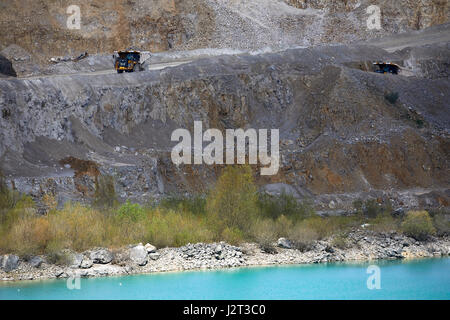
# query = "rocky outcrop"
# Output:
<box><xmin>0</xmin><ymin>254</ymin><xmax>20</xmax><ymax>272</ymax></box>
<box><xmin>285</xmin><ymin>0</ymin><xmax>449</xmax><ymax>31</ymax></box>
<box><xmin>277</xmin><ymin>237</ymin><xmax>293</xmax><ymax>249</ymax></box>
<box><xmin>0</xmin><ymin>41</ymin><xmax>448</xmax><ymax>212</ymax></box>
<box><xmin>0</xmin><ymin>234</ymin><xmax>448</xmax><ymax>282</ymax></box>
<box><xmin>29</xmin><ymin>256</ymin><xmax>44</xmax><ymax>268</ymax></box>
<box><xmin>70</xmin><ymin>253</ymin><xmax>84</xmax><ymax>268</ymax></box>
<box><xmin>129</xmin><ymin>245</ymin><xmax>148</xmax><ymax>266</ymax></box>
<box><xmin>89</xmin><ymin>249</ymin><xmax>113</xmax><ymax>264</ymax></box>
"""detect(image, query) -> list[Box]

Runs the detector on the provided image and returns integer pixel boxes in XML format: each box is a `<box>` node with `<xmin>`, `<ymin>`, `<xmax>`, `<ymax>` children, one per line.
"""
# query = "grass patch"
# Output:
<box><xmin>369</xmin><ymin>213</ymin><xmax>401</xmax><ymax>233</ymax></box>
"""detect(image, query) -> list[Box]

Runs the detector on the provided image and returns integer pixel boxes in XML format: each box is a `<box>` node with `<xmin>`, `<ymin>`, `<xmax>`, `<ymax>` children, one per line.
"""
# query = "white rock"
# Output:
<box><xmin>277</xmin><ymin>237</ymin><xmax>292</xmax><ymax>249</ymax></box>
<box><xmin>129</xmin><ymin>245</ymin><xmax>148</xmax><ymax>266</ymax></box>
<box><xmin>144</xmin><ymin>243</ymin><xmax>157</xmax><ymax>253</ymax></box>
<box><xmin>70</xmin><ymin>254</ymin><xmax>83</xmax><ymax>268</ymax></box>
<box><xmin>80</xmin><ymin>259</ymin><xmax>93</xmax><ymax>269</ymax></box>
<box><xmin>1</xmin><ymin>255</ymin><xmax>20</xmax><ymax>272</ymax></box>
<box><xmin>329</xmin><ymin>200</ymin><xmax>336</xmax><ymax>209</ymax></box>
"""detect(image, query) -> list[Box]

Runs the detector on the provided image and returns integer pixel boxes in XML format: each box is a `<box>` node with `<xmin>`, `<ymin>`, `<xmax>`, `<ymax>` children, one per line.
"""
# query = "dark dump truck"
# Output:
<box><xmin>373</xmin><ymin>62</ymin><xmax>401</xmax><ymax>75</ymax></box>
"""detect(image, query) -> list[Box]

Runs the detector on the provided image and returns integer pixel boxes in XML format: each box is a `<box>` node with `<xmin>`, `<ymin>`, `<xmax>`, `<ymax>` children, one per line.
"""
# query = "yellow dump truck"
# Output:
<box><xmin>114</xmin><ymin>51</ymin><xmax>144</xmax><ymax>73</ymax></box>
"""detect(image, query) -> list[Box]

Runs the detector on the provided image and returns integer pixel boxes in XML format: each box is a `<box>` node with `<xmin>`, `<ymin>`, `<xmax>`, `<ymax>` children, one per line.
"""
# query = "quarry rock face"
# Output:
<box><xmin>0</xmin><ymin>0</ymin><xmax>448</xmax><ymax>76</ymax></box>
<box><xmin>284</xmin><ymin>0</ymin><xmax>449</xmax><ymax>29</ymax></box>
<box><xmin>0</xmin><ymin>41</ymin><xmax>449</xmax><ymax>213</ymax></box>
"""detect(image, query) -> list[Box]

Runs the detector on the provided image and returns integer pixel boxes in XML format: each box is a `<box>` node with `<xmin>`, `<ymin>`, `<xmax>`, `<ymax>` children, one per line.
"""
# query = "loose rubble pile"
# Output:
<box><xmin>1</xmin><ymin>231</ymin><xmax>448</xmax><ymax>282</ymax></box>
<box><xmin>177</xmin><ymin>242</ymin><xmax>245</xmax><ymax>268</ymax></box>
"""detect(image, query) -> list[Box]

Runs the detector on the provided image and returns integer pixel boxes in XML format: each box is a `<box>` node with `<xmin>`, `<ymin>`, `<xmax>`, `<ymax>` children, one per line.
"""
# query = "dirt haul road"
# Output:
<box><xmin>13</xmin><ymin>60</ymin><xmax>193</xmax><ymax>81</ymax></box>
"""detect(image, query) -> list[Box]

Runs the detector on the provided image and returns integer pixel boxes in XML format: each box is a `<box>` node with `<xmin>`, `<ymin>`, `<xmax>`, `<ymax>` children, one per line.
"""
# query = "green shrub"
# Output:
<box><xmin>354</xmin><ymin>199</ymin><xmax>392</xmax><ymax>218</ymax></box>
<box><xmin>258</xmin><ymin>192</ymin><xmax>314</xmax><ymax>222</ymax></box>
<box><xmin>45</xmin><ymin>242</ymin><xmax>72</xmax><ymax>266</ymax></box>
<box><xmin>430</xmin><ymin>211</ymin><xmax>450</xmax><ymax>237</ymax></box>
<box><xmin>160</xmin><ymin>194</ymin><xmax>206</xmax><ymax>215</ymax></box>
<box><xmin>0</xmin><ymin>196</ymin><xmax>35</xmax><ymax>227</ymax></box>
<box><xmin>117</xmin><ymin>200</ymin><xmax>145</xmax><ymax>222</ymax></box>
<box><xmin>206</xmin><ymin>165</ymin><xmax>258</xmax><ymax>233</ymax></box>
<box><xmin>331</xmin><ymin>234</ymin><xmax>349</xmax><ymax>249</ymax></box>
<box><xmin>402</xmin><ymin>210</ymin><xmax>436</xmax><ymax>241</ymax></box>
<box><xmin>145</xmin><ymin>209</ymin><xmax>213</xmax><ymax>247</ymax></box>
<box><xmin>274</xmin><ymin>214</ymin><xmax>293</xmax><ymax>238</ymax></box>
<box><xmin>329</xmin><ymin>215</ymin><xmax>363</xmax><ymax>233</ymax></box>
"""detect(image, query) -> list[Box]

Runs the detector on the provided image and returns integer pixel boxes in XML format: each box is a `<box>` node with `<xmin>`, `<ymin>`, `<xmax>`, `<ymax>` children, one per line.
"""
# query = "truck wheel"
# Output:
<box><xmin>117</xmin><ymin>70</ymin><xmax>123</xmax><ymax>74</ymax></box>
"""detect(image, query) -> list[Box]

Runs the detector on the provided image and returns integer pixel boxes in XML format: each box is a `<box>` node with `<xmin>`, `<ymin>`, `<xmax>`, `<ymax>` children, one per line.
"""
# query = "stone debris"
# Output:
<box><xmin>29</xmin><ymin>256</ymin><xmax>44</xmax><ymax>268</ymax></box>
<box><xmin>1</xmin><ymin>234</ymin><xmax>448</xmax><ymax>281</ymax></box>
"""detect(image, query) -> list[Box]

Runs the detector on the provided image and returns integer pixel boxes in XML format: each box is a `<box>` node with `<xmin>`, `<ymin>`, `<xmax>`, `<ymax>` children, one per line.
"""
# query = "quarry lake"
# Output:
<box><xmin>1</xmin><ymin>258</ymin><xmax>449</xmax><ymax>300</ymax></box>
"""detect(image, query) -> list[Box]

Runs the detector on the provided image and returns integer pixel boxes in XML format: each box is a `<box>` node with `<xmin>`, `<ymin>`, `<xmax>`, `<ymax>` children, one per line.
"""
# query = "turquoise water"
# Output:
<box><xmin>0</xmin><ymin>258</ymin><xmax>449</xmax><ymax>300</ymax></box>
